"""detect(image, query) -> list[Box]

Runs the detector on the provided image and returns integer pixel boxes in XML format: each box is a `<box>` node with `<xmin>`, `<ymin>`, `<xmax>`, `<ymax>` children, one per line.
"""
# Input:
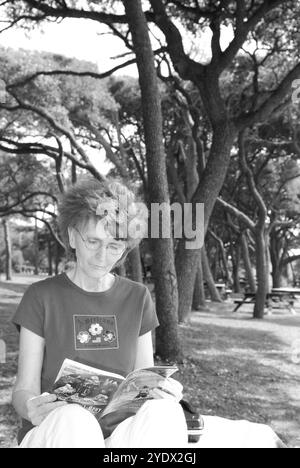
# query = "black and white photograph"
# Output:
<box><xmin>0</xmin><ymin>0</ymin><xmax>299</xmax><ymax>449</ymax></box>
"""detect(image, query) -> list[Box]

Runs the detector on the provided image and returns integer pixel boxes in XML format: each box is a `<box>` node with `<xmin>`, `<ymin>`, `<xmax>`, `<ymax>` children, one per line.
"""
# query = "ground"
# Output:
<box><xmin>0</xmin><ymin>275</ymin><xmax>299</xmax><ymax>448</ymax></box>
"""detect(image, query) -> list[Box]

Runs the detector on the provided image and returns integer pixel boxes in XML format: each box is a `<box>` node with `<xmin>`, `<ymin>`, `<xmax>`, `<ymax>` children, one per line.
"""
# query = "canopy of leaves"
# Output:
<box><xmin>0</xmin><ymin>46</ymin><xmax>119</xmax><ymax>136</ymax></box>
<box><xmin>0</xmin><ymin>151</ymin><xmax>58</xmax><ymax>218</ymax></box>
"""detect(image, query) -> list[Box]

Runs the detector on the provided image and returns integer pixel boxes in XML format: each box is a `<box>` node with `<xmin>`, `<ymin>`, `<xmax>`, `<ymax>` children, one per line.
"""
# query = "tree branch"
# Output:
<box><xmin>6</xmin><ymin>47</ymin><xmax>166</xmax><ymax>91</ymax></box>
<box><xmin>0</xmin><ymin>13</ymin><xmax>47</xmax><ymax>33</ymax></box>
<box><xmin>1</xmin><ymin>209</ymin><xmax>65</xmax><ymax>249</ymax></box>
<box><xmin>0</xmin><ymin>138</ymin><xmax>109</xmax><ymax>185</ymax></box>
<box><xmin>7</xmin><ymin>89</ymin><xmax>91</xmax><ymax>163</ymax></box>
<box><xmin>237</xmin><ymin>63</ymin><xmax>300</xmax><ymax>129</ymax></box>
<box><xmin>238</xmin><ymin>130</ymin><xmax>268</xmax><ymax>226</ymax></box>
<box><xmin>218</xmin><ymin>0</ymin><xmax>285</xmax><ymax>72</ymax></box>
<box><xmin>282</xmin><ymin>254</ymin><xmax>300</xmax><ymax>266</ymax></box>
<box><xmin>165</xmin><ymin>0</ymin><xmax>215</xmax><ymax>19</ymax></box>
<box><xmin>53</xmin><ymin>136</ymin><xmax>65</xmax><ymax>194</ymax></box>
<box><xmin>217</xmin><ymin>197</ymin><xmax>255</xmax><ymax>231</ymax></box>
<box><xmin>0</xmin><ymin>191</ymin><xmax>58</xmax><ymax>214</ymax></box>
<box><xmin>19</xmin><ymin>0</ymin><xmax>129</xmax><ymax>24</ymax></box>
<box><xmin>84</xmin><ymin>120</ymin><xmax>128</xmax><ymax>179</ymax></box>
<box><xmin>149</xmin><ymin>0</ymin><xmax>203</xmax><ymax>81</ymax></box>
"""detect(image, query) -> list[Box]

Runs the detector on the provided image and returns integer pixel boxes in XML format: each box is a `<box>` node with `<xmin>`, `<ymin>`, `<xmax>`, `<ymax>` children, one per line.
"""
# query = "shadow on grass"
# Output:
<box><xmin>198</xmin><ymin>305</ymin><xmax>300</xmax><ymax>329</ymax></box>
<box><xmin>0</xmin><ymin>402</ymin><xmax>19</xmax><ymax>448</ymax></box>
<box><xmin>181</xmin><ymin>320</ymin><xmax>285</xmax><ymax>352</ymax></box>
<box><xmin>177</xmin><ymin>320</ymin><xmax>300</xmax><ymax>447</ymax></box>
<box><xmin>0</xmin><ymin>280</ymin><xmax>24</xmax><ymax>447</ymax></box>
<box><xmin>0</xmin><ymin>281</ymin><xmax>29</xmax><ymax>295</ymax></box>
<box><xmin>261</xmin><ymin>316</ymin><xmax>300</xmax><ymax>328</ymax></box>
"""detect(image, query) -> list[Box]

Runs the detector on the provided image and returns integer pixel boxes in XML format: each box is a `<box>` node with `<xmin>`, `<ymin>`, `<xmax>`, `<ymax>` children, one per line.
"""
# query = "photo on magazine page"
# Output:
<box><xmin>101</xmin><ymin>366</ymin><xmax>182</xmax><ymax>417</ymax></box>
<box><xmin>52</xmin><ymin>359</ymin><xmax>125</xmax><ymax>416</ymax></box>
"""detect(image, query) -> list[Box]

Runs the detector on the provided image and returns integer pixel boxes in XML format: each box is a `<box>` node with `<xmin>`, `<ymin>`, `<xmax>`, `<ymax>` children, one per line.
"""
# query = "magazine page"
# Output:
<box><xmin>101</xmin><ymin>366</ymin><xmax>180</xmax><ymax>417</ymax></box>
<box><xmin>52</xmin><ymin>359</ymin><xmax>125</xmax><ymax>417</ymax></box>
<box><xmin>127</xmin><ymin>365</ymin><xmax>178</xmax><ymax>380</ymax></box>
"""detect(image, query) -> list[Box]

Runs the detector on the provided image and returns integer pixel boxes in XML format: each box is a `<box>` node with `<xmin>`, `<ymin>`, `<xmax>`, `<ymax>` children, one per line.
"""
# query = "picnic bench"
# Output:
<box><xmin>213</xmin><ymin>283</ymin><xmax>232</xmax><ymax>300</ymax></box>
<box><xmin>233</xmin><ymin>288</ymin><xmax>300</xmax><ymax>315</ymax></box>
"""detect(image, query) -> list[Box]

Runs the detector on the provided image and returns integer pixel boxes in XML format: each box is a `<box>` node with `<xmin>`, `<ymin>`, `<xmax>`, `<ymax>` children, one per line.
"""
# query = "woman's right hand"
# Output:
<box><xmin>26</xmin><ymin>392</ymin><xmax>68</xmax><ymax>426</ymax></box>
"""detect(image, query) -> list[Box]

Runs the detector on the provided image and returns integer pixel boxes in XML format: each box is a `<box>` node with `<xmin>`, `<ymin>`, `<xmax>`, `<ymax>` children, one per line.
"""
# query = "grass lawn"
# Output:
<box><xmin>1</xmin><ymin>275</ymin><xmax>300</xmax><ymax>448</ymax></box>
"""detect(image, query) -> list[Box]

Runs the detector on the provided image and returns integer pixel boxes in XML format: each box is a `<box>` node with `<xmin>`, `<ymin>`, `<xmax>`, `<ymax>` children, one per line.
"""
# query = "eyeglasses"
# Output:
<box><xmin>74</xmin><ymin>228</ymin><xmax>126</xmax><ymax>255</ymax></box>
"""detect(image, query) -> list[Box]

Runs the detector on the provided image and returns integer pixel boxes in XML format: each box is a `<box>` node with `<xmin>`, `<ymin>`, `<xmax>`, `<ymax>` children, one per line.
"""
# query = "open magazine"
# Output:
<box><xmin>51</xmin><ymin>358</ymin><xmax>182</xmax><ymax>438</ymax></box>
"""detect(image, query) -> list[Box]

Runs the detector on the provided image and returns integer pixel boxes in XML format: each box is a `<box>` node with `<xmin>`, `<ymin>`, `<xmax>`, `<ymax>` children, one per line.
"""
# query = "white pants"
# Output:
<box><xmin>19</xmin><ymin>401</ymin><xmax>283</xmax><ymax>449</ymax></box>
<box><xmin>19</xmin><ymin>400</ymin><xmax>188</xmax><ymax>448</ymax></box>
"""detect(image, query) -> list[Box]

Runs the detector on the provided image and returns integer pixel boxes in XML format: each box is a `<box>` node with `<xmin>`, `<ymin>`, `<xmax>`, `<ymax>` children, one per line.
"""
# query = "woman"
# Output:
<box><xmin>12</xmin><ymin>177</ymin><xmax>187</xmax><ymax>448</ymax></box>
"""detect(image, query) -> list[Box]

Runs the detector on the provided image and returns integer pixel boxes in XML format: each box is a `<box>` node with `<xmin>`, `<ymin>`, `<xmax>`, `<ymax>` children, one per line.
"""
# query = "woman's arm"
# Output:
<box><xmin>133</xmin><ymin>331</ymin><xmax>155</xmax><ymax>370</ymax></box>
<box><xmin>12</xmin><ymin>327</ymin><xmax>45</xmax><ymax>419</ymax></box>
<box><xmin>12</xmin><ymin>327</ymin><xmax>67</xmax><ymax>424</ymax></box>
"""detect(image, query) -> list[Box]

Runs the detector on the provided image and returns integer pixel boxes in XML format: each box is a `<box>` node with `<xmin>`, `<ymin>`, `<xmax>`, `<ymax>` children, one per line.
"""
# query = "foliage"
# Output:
<box><xmin>0</xmin><ymin>47</ymin><xmax>118</xmax><ymax>134</ymax></box>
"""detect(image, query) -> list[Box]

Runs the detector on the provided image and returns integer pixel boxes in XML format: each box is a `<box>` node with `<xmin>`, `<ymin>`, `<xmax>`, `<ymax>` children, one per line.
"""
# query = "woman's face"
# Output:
<box><xmin>69</xmin><ymin>218</ymin><xmax>127</xmax><ymax>278</ymax></box>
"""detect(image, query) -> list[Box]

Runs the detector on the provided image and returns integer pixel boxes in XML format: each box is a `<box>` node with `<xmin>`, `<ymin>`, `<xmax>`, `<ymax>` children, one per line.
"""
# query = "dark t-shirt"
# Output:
<box><xmin>12</xmin><ymin>273</ymin><xmax>159</xmax><ymax>444</ymax></box>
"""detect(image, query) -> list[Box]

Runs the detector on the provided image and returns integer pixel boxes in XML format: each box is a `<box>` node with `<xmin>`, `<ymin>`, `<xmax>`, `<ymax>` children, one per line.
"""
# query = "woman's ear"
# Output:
<box><xmin>68</xmin><ymin>226</ymin><xmax>76</xmax><ymax>250</ymax></box>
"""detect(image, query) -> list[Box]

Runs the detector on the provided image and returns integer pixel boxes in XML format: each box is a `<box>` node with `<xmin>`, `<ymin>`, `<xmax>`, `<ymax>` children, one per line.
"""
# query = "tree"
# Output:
<box><xmin>144</xmin><ymin>0</ymin><xmax>300</xmax><ymax>320</ymax></box>
<box><xmin>218</xmin><ymin>121</ymin><xmax>300</xmax><ymax>317</ymax></box>
<box><xmin>2</xmin><ymin>0</ymin><xmax>300</xmax><ymax>324</ymax></box>
<box><xmin>2</xmin><ymin>218</ymin><xmax>12</xmax><ymax>280</ymax></box>
<box><xmin>121</xmin><ymin>0</ymin><xmax>182</xmax><ymax>361</ymax></box>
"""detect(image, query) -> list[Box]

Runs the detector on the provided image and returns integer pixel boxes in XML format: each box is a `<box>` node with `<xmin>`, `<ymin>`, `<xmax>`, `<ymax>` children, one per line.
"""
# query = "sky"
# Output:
<box><xmin>1</xmin><ymin>18</ymin><xmax>136</xmax><ymax>74</ymax></box>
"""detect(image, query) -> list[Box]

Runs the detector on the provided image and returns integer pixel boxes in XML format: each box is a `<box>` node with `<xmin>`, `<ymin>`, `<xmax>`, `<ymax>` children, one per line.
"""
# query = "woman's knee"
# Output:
<box><xmin>138</xmin><ymin>399</ymin><xmax>186</xmax><ymax>422</ymax></box>
<box><xmin>44</xmin><ymin>404</ymin><xmax>99</xmax><ymax>428</ymax></box>
<box><xmin>47</xmin><ymin>403</ymin><xmax>98</xmax><ymax>427</ymax></box>
<box><xmin>43</xmin><ymin>404</ymin><xmax>105</xmax><ymax>447</ymax></box>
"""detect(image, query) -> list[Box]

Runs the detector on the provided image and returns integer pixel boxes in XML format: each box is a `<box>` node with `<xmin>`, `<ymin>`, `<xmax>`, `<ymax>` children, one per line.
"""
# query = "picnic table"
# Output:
<box><xmin>233</xmin><ymin>288</ymin><xmax>300</xmax><ymax>315</ymax></box>
<box><xmin>212</xmin><ymin>283</ymin><xmax>232</xmax><ymax>300</ymax></box>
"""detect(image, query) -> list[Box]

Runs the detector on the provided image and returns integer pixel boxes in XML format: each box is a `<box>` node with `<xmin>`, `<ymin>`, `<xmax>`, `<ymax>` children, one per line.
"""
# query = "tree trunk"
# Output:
<box><xmin>175</xmin><ymin>124</ymin><xmax>235</xmax><ymax>321</ymax></box>
<box><xmin>176</xmin><ymin>242</ymin><xmax>201</xmax><ymax>322</ymax></box>
<box><xmin>231</xmin><ymin>241</ymin><xmax>241</xmax><ymax>293</ymax></box>
<box><xmin>218</xmin><ymin>241</ymin><xmax>230</xmax><ymax>284</ymax></box>
<box><xmin>253</xmin><ymin>229</ymin><xmax>268</xmax><ymax>319</ymax></box>
<box><xmin>127</xmin><ymin>247</ymin><xmax>143</xmax><ymax>283</ymax></box>
<box><xmin>270</xmin><ymin>228</ymin><xmax>286</xmax><ymax>288</ymax></box>
<box><xmin>238</xmin><ymin>130</ymin><xmax>268</xmax><ymax>318</ymax></box>
<box><xmin>123</xmin><ymin>0</ymin><xmax>182</xmax><ymax>361</ymax></box>
<box><xmin>201</xmin><ymin>246</ymin><xmax>222</xmax><ymax>302</ymax></box>
<box><xmin>34</xmin><ymin>218</ymin><xmax>39</xmax><ymax>276</ymax></box>
<box><xmin>240</xmin><ymin>232</ymin><xmax>256</xmax><ymax>293</ymax></box>
<box><xmin>272</xmin><ymin>262</ymin><xmax>283</xmax><ymax>288</ymax></box>
<box><xmin>54</xmin><ymin>241</ymin><xmax>59</xmax><ymax>275</ymax></box>
<box><xmin>71</xmin><ymin>159</ymin><xmax>77</xmax><ymax>184</ymax></box>
<box><xmin>265</xmin><ymin>231</ymin><xmax>271</xmax><ymax>293</ymax></box>
<box><xmin>192</xmin><ymin>256</ymin><xmax>206</xmax><ymax>310</ymax></box>
<box><xmin>212</xmin><ymin>244</ymin><xmax>218</xmax><ymax>280</ymax></box>
<box><xmin>3</xmin><ymin>219</ymin><xmax>12</xmax><ymax>281</ymax></box>
<box><xmin>48</xmin><ymin>239</ymin><xmax>53</xmax><ymax>276</ymax></box>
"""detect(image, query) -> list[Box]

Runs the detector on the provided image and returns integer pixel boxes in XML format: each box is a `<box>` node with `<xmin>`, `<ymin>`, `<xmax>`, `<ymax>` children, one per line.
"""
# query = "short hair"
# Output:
<box><xmin>57</xmin><ymin>176</ymin><xmax>149</xmax><ymax>267</ymax></box>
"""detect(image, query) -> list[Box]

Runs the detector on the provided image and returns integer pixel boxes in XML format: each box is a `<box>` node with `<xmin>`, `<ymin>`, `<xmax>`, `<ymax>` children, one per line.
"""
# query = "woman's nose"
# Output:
<box><xmin>95</xmin><ymin>245</ymin><xmax>107</xmax><ymax>260</ymax></box>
